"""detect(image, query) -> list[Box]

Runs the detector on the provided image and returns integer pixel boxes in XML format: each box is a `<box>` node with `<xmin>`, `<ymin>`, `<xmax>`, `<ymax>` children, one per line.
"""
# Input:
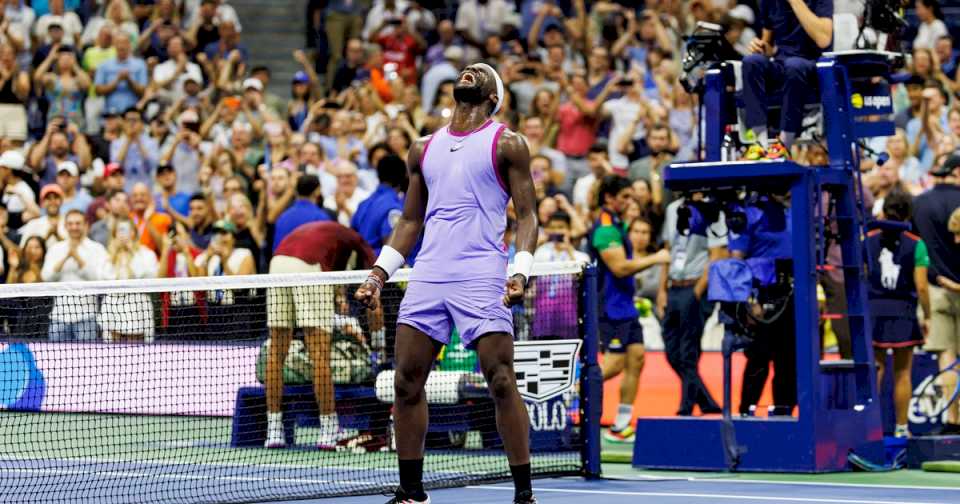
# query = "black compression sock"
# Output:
<box><xmin>399</xmin><ymin>458</ymin><xmax>425</xmax><ymax>496</ymax></box>
<box><xmin>510</xmin><ymin>463</ymin><xmax>532</xmax><ymax>497</ymax></box>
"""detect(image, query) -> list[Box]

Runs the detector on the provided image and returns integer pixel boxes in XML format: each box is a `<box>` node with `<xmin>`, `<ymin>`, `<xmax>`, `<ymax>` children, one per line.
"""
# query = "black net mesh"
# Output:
<box><xmin>0</xmin><ymin>265</ymin><xmax>587</xmax><ymax>503</ymax></box>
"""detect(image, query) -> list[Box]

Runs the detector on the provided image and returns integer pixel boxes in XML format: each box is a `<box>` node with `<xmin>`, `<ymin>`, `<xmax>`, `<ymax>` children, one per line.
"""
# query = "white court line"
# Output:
<box><xmin>466</xmin><ymin>485</ymin><xmax>948</xmax><ymax>504</ymax></box>
<box><xmin>0</xmin><ymin>455</ymin><xmax>476</xmax><ymax>476</ymax></box>
<box><xmin>0</xmin><ymin>467</ymin><xmax>382</xmax><ymax>487</ymax></box>
<box><xmin>689</xmin><ymin>477</ymin><xmax>960</xmax><ymax>493</ymax></box>
<box><xmin>607</xmin><ymin>474</ymin><xmax>960</xmax><ymax>493</ymax></box>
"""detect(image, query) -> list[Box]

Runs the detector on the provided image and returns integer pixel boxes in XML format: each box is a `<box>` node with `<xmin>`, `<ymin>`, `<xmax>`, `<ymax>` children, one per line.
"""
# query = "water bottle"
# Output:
<box><xmin>721</xmin><ymin>125</ymin><xmax>736</xmax><ymax>162</ymax></box>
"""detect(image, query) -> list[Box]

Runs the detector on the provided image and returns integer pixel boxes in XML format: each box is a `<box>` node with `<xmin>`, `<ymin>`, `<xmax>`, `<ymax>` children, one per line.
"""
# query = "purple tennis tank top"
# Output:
<box><xmin>410</xmin><ymin>119</ymin><xmax>510</xmax><ymax>283</ymax></box>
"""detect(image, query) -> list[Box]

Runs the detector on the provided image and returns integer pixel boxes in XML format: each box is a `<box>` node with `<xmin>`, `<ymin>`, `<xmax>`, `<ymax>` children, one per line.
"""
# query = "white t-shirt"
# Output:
<box><xmin>602</xmin><ymin>97</ymin><xmax>644</xmax><ymax>169</ymax></box>
<box><xmin>196</xmin><ymin>247</ymin><xmax>254</xmax><ymax>304</ymax></box>
<box><xmin>455</xmin><ymin>0</ymin><xmax>515</xmax><ymax>43</ymax></box>
<box><xmin>152</xmin><ymin>60</ymin><xmax>203</xmax><ymax>101</ymax></box>
<box><xmin>18</xmin><ymin>215</ymin><xmax>67</xmax><ymax>248</ymax></box>
<box><xmin>35</xmin><ymin>13</ymin><xmax>84</xmax><ymax>44</ymax></box>
<box><xmin>107</xmin><ymin>246</ymin><xmax>159</xmax><ymax>281</ymax></box>
<box><xmin>914</xmin><ymin>19</ymin><xmax>949</xmax><ymax>50</ymax></box>
<box><xmin>534</xmin><ymin>243</ymin><xmax>590</xmax><ymax>263</ymax></box>
<box><xmin>324</xmin><ymin>187</ymin><xmax>371</xmax><ymax>227</ymax></box>
<box><xmin>41</xmin><ymin>238</ymin><xmax>112</xmax><ymax>322</ymax></box>
<box><xmin>572</xmin><ymin>173</ymin><xmax>597</xmax><ymax>212</ymax></box>
<box><xmin>2</xmin><ymin>180</ymin><xmax>35</xmax><ymax>214</ymax></box>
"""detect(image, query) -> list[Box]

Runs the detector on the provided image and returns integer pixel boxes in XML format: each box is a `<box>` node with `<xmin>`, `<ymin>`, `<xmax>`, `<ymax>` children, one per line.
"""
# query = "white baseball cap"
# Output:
<box><xmin>0</xmin><ymin>150</ymin><xmax>26</xmax><ymax>172</ymax></box>
<box><xmin>242</xmin><ymin>78</ymin><xmax>263</xmax><ymax>92</ymax></box>
<box><xmin>729</xmin><ymin>5</ymin><xmax>755</xmax><ymax>24</ymax></box>
<box><xmin>57</xmin><ymin>160</ymin><xmax>79</xmax><ymax>177</ymax></box>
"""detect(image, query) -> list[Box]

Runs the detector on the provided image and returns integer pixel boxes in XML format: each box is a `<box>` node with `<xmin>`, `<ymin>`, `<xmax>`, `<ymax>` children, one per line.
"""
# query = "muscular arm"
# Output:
<box><xmin>499</xmin><ymin>130</ymin><xmax>537</xmax><ymax>259</ymax></box>
<box><xmin>600</xmin><ymin>245</ymin><xmax>667</xmax><ymax>278</ymax></box>
<box><xmin>786</xmin><ymin>0</ymin><xmax>833</xmax><ymax>49</ymax></box>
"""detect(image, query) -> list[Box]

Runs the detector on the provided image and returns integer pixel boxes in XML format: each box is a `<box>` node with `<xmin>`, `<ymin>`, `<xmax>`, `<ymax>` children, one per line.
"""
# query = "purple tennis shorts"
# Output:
<box><xmin>397</xmin><ymin>277</ymin><xmax>514</xmax><ymax>348</ymax></box>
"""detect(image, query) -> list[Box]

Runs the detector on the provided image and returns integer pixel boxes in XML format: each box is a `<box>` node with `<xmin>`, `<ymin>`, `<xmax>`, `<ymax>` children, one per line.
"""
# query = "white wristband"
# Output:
<box><xmin>373</xmin><ymin>245</ymin><xmax>405</xmax><ymax>279</ymax></box>
<box><xmin>513</xmin><ymin>251</ymin><xmax>534</xmax><ymax>284</ymax></box>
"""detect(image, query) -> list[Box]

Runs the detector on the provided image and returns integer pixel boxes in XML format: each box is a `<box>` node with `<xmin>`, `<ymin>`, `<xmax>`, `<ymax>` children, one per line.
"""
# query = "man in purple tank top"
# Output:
<box><xmin>356</xmin><ymin>63</ymin><xmax>538</xmax><ymax>504</ymax></box>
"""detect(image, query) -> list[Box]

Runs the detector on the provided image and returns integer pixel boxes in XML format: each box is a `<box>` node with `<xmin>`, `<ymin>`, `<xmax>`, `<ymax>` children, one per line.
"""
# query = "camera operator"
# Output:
<box><xmin>729</xmin><ymin>195</ymin><xmax>797</xmax><ymax>417</ymax></box>
<box><xmin>741</xmin><ymin>0</ymin><xmax>833</xmax><ymax>160</ymax></box>
<box><xmin>658</xmin><ymin>194</ymin><xmax>726</xmax><ymax>416</ymax></box>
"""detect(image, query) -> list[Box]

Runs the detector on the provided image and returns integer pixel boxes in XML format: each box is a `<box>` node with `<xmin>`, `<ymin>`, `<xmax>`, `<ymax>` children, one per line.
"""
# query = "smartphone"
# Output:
<box><xmin>520</xmin><ymin>66</ymin><xmax>538</xmax><ymax>76</ymax></box>
<box><xmin>388</xmin><ymin>18</ymin><xmax>403</xmax><ymax>26</ymax></box>
<box><xmin>548</xmin><ymin>233</ymin><xmax>563</xmax><ymax>243</ymax></box>
<box><xmin>619</xmin><ymin>78</ymin><xmax>634</xmax><ymax>87</ymax></box>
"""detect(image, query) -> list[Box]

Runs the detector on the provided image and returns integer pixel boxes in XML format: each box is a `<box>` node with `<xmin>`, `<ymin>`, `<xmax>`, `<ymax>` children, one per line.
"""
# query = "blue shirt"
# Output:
<box><xmin>273</xmin><ymin>199</ymin><xmax>331</xmax><ymax>252</ymax></box>
<box><xmin>317</xmin><ymin>135</ymin><xmax>369</xmax><ymax>170</ymax></box>
<box><xmin>728</xmin><ymin>203</ymin><xmax>792</xmax><ymax>260</ymax></box>
<box><xmin>761</xmin><ymin>0</ymin><xmax>833</xmax><ymax>60</ymax></box>
<box><xmin>61</xmin><ymin>189</ymin><xmax>94</xmax><ymax>215</ymax></box>
<box><xmin>351</xmin><ymin>184</ymin><xmax>402</xmax><ymax>256</ymax></box>
<box><xmin>154</xmin><ymin>192</ymin><xmax>191</xmax><ymax>218</ymax></box>
<box><xmin>203</xmin><ymin>41</ymin><xmax>249</xmax><ymax>62</ymax></box>
<box><xmin>94</xmin><ymin>56</ymin><xmax>148</xmax><ymax>114</ymax></box>
<box><xmin>110</xmin><ymin>133</ymin><xmax>159</xmax><ymax>192</ymax></box>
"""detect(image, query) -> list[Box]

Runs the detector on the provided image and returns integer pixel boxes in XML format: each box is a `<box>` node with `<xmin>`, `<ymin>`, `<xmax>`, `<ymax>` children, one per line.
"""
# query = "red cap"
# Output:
<box><xmin>40</xmin><ymin>184</ymin><xmax>65</xmax><ymax>200</ymax></box>
<box><xmin>104</xmin><ymin>163</ymin><xmax>124</xmax><ymax>177</ymax></box>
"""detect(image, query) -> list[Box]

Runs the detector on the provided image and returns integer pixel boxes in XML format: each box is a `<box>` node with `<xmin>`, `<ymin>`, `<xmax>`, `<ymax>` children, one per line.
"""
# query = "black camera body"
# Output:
<box><xmin>680</xmin><ymin>22</ymin><xmax>741</xmax><ymax>94</ymax></box>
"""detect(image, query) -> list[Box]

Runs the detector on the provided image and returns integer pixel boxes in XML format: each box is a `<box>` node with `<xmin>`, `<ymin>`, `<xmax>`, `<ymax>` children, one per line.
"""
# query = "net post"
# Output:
<box><xmin>579</xmin><ymin>264</ymin><xmax>602</xmax><ymax>479</ymax></box>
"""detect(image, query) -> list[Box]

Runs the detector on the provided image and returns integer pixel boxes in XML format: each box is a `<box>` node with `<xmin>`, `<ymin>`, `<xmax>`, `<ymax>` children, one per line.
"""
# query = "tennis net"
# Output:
<box><xmin>0</xmin><ymin>260</ymin><xmax>599</xmax><ymax>503</ymax></box>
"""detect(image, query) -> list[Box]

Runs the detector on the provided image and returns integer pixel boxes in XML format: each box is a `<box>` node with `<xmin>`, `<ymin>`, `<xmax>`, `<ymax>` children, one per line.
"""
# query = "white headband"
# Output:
<box><xmin>475</xmin><ymin>63</ymin><xmax>504</xmax><ymax>115</ymax></box>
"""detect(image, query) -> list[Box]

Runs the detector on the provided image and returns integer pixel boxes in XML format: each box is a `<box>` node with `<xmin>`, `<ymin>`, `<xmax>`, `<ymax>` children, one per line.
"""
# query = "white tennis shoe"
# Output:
<box><xmin>264</xmin><ymin>425</ymin><xmax>285</xmax><ymax>449</ymax></box>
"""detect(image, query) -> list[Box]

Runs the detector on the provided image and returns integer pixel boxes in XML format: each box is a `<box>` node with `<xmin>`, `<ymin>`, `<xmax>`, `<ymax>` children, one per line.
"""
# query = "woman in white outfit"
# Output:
<box><xmin>98</xmin><ymin>217</ymin><xmax>159</xmax><ymax>342</ymax></box>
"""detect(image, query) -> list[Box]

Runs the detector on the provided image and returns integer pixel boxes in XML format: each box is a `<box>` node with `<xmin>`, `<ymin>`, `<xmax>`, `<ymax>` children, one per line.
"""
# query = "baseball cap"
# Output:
<box><xmin>443</xmin><ymin>45</ymin><xmax>464</xmax><ymax>62</ymax></box>
<box><xmin>157</xmin><ymin>164</ymin><xmax>176</xmax><ymax>174</ymax></box>
<box><xmin>184</xmin><ymin>68</ymin><xmax>204</xmax><ymax>85</ymax></box>
<box><xmin>57</xmin><ymin>160</ymin><xmax>79</xmax><ymax>177</ymax></box>
<box><xmin>40</xmin><ymin>184</ymin><xmax>65</xmax><ymax>200</ymax></box>
<box><xmin>729</xmin><ymin>5</ymin><xmax>755</xmax><ymax>24</ymax></box>
<box><xmin>292</xmin><ymin>71</ymin><xmax>310</xmax><ymax>84</ymax></box>
<box><xmin>178</xmin><ymin>109</ymin><xmax>200</xmax><ymax>125</ymax></box>
<box><xmin>543</xmin><ymin>21</ymin><xmax>564</xmax><ymax>34</ymax></box>
<box><xmin>46</xmin><ymin>16</ymin><xmax>64</xmax><ymax>30</ymax></box>
<box><xmin>242</xmin><ymin>78</ymin><xmax>263</xmax><ymax>92</ymax></box>
<box><xmin>0</xmin><ymin>150</ymin><xmax>26</xmax><ymax>172</ymax></box>
<box><xmin>104</xmin><ymin>162</ymin><xmax>124</xmax><ymax>177</ymax></box>
<box><xmin>212</xmin><ymin>219</ymin><xmax>237</xmax><ymax>235</ymax></box>
<box><xmin>932</xmin><ymin>153</ymin><xmax>960</xmax><ymax>176</ymax></box>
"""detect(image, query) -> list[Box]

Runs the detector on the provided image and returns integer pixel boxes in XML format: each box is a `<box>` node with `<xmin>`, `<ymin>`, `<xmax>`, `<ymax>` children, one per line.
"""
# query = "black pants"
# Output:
<box><xmin>739</xmin><ymin>295</ymin><xmax>798</xmax><ymax>414</ymax></box>
<box><xmin>662</xmin><ymin>285</ymin><xmax>719</xmax><ymax>414</ymax></box>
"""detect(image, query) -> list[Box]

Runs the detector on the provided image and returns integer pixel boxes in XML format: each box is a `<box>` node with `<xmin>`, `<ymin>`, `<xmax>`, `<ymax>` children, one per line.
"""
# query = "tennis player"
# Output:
<box><xmin>356</xmin><ymin>63</ymin><xmax>538</xmax><ymax>504</ymax></box>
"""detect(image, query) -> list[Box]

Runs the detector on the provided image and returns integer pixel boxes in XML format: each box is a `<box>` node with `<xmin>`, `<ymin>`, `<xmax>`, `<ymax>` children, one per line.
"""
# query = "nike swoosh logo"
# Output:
<box><xmin>450</xmin><ymin>143</ymin><xmax>464</xmax><ymax>151</ymax></box>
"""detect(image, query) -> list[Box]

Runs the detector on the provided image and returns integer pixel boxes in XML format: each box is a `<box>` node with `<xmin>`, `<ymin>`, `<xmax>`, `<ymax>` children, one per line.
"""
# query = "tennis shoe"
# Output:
<box><xmin>317</xmin><ymin>427</ymin><xmax>355</xmax><ymax>451</ymax></box>
<box><xmin>603</xmin><ymin>425</ymin><xmax>635</xmax><ymax>443</ymax></box>
<box><xmin>384</xmin><ymin>487</ymin><xmax>430</xmax><ymax>503</ymax></box>
<box><xmin>744</xmin><ymin>144</ymin><xmax>766</xmax><ymax>161</ymax></box>
<box><xmin>264</xmin><ymin>423</ymin><xmax>285</xmax><ymax>449</ymax></box>
<box><xmin>514</xmin><ymin>490</ymin><xmax>538</xmax><ymax>504</ymax></box>
<box><xmin>894</xmin><ymin>425</ymin><xmax>911</xmax><ymax>438</ymax></box>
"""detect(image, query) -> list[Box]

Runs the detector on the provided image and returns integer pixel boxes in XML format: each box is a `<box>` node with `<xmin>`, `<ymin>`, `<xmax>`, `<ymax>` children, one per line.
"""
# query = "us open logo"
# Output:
<box><xmin>513</xmin><ymin>340</ymin><xmax>581</xmax><ymax>402</ymax></box>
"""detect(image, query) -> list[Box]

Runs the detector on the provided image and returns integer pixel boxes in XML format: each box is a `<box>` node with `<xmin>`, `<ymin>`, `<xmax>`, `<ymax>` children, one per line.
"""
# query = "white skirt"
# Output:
<box><xmin>98</xmin><ymin>293</ymin><xmax>155</xmax><ymax>342</ymax></box>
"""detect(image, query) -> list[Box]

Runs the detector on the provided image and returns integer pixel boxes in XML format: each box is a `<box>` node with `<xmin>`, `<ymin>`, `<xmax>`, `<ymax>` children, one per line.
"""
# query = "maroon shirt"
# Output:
<box><xmin>274</xmin><ymin>221</ymin><xmax>375</xmax><ymax>271</ymax></box>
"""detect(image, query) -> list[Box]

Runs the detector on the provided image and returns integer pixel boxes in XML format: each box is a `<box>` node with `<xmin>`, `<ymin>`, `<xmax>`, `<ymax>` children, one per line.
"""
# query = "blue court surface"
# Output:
<box><xmin>324</xmin><ymin>477</ymin><xmax>959</xmax><ymax>504</ymax></box>
<box><xmin>4</xmin><ymin>454</ymin><xmax>960</xmax><ymax>503</ymax></box>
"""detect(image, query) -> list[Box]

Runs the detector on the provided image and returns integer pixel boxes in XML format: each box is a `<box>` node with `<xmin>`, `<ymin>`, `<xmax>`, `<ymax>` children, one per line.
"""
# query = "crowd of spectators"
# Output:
<box><xmin>0</xmin><ymin>0</ymin><xmax>957</xmax><ymax>370</ymax></box>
